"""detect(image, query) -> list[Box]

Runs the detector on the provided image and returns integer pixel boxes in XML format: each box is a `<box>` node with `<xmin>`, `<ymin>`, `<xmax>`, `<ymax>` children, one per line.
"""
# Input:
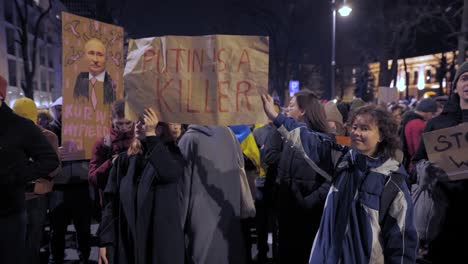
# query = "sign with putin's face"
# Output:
<box><xmin>61</xmin><ymin>12</ymin><xmax>124</xmax><ymax>161</ymax></box>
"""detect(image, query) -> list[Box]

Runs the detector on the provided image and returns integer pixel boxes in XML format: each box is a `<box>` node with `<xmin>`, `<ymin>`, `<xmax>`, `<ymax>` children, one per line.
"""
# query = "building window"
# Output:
<box><xmin>41</xmin><ymin>69</ymin><xmax>47</xmax><ymax>91</ymax></box>
<box><xmin>49</xmin><ymin>71</ymin><xmax>55</xmax><ymax>90</ymax></box>
<box><xmin>4</xmin><ymin>0</ymin><xmax>13</xmax><ymax>23</ymax></box>
<box><xmin>8</xmin><ymin>60</ymin><xmax>17</xmax><ymax>87</ymax></box>
<box><xmin>426</xmin><ymin>69</ymin><xmax>432</xmax><ymax>83</ymax></box>
<box><xmin>39</xmin><ymin>45</ymin><xmax>46</xmax><ymax>66</ymax></box>
<box><xmin>413</xmin><ymin>71</ymin><xmax>418</xmax><ymax>85</ymax></box>
<box><xmin>47</xmin><ymin>31</ymin><xmax>54</xmax><ymax>44</ymax></box>
<box><xmin>6</xmin><ymin>28</ymin><xmax>16</xmax><ymax>55</ymax></box>
<box><xmin>48</xmin><ymin>46</ymin><xmax>54</xmax><ymax>68</ymax></box>
<box><xmin>20</xmin><ymin>65</ymin><xmax>26</xmax><ymax>89</ymax></box>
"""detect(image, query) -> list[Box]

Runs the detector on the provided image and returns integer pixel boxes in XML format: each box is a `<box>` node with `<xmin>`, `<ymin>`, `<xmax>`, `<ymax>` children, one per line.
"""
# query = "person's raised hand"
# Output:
<box><xmin>261</xmin><ymin>94</ymin><xmax>279</xmax><ymax>121</ymax></box>
<box><xmin>144</xmin><ymin>108</ymin><xmax>159</xmax><ymax>137</ymax></box>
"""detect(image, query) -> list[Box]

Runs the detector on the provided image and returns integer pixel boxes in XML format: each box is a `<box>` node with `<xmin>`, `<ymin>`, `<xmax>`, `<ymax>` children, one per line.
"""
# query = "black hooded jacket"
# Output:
<box><xmin>0</xmin><ymin>103</ymin><xmax>59</xmax><ymax>215</ymax></box>
<box><xmin>413</xmin><ymin>93</ymin><xmax>464</xmax><ymax>162</ymax></box>
<box><xmin>412</xmin><ymin>93</ymin><xmax>468</xmax><ymax>261</ymax></box>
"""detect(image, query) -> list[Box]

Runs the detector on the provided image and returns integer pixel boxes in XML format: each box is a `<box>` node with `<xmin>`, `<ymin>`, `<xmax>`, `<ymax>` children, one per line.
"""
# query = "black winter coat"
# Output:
<box><xmin>412</xmin><ymin>93</ymin><xmax>468</xmax><ymax>262</ymax></box>
<box><xmin>98</xmin><ymin>137</ymin><xmax>185</xmax><ymax>264</ymax></box>
<box><xmin>277</xmin><ymin>131</ymin><xmax>330</xmax><ymax>210</ymax></box>
<box><xmin>0</xmin><ymin>103</ymin><xmax>59</xmax><ymax>216</ymax></box>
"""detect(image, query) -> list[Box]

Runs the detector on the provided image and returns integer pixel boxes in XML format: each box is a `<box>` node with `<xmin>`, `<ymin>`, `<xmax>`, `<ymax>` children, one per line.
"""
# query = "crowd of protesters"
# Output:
<box><xmin>0</xmin><ymin>61</ymin><xmax>467</xmax><ymax>264</ymax></box>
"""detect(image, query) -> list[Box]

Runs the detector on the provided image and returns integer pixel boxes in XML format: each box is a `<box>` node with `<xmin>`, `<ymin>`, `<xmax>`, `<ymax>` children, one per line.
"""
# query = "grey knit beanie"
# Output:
<box><xmin>452</xmin><ymin>61</ymin><xmax>468</xmax><ymax>91</ymax></box>
<box><xmin>416</xmin><ymin>98</ymin><xmax>437</xmax><ymax>113</ymax></box>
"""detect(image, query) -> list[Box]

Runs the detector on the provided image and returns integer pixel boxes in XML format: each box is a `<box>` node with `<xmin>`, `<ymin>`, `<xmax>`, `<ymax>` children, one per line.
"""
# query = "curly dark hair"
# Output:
<box><xmin>348</xmin><ymin>104</ymin><xmax>399</xmax><ymax>159</ymax></box>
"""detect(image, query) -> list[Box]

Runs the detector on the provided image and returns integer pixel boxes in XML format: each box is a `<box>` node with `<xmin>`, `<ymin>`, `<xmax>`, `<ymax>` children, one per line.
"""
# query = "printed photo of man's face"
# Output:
<box><xmin>85</xmin><ymin>38</ymin><xmax>106</xmax><ymax>76</ymax></box>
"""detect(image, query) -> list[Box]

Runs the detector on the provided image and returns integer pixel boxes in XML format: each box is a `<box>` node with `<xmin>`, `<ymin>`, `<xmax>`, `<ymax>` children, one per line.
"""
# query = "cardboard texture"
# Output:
<box><xmin>123</xmin><ymin>35</ymin><xmax>269</xmax><ymax>126</ymax></box>
<box><xmin>423</xmin><ymin>123</ymin><xmax>468</xmax><ymax>181</ymax></box>
<box><xmin>61</xmin><ymin>12</ymin><xmax>124</xmax><ymax>160</ymax></box>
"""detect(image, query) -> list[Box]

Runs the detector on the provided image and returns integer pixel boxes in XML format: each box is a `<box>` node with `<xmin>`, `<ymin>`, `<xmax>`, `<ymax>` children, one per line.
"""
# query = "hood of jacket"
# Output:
<box><xmin>187</xmin><ymin>125</ymin><xmax>215</xmax><ymax>137</ymax></box>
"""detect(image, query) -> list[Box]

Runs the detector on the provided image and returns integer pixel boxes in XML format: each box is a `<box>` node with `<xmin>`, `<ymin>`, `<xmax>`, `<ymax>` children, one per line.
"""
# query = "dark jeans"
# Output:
<box><xmin>255</xmin><ymin>177</ymin><xmax>277</xmax><ymax>262</ymax></box>
<box><xmin>48</xmin><ymin>184</ymin><xmax>91</xmax><ymax>264</ymax></box>
<box><xmin>26</xmin><ymin>196</ymin><xmax>48</xmax><ymax>264</ymax></box>
<box><xmin>0</xmin><ymin>210</ymin><xmax>27</xmax><ymax>264</ymax></box>
<box><xmin>277</xmin><ymin>184</ymin><xmax>322</xmax><ymax>264</ymax></box>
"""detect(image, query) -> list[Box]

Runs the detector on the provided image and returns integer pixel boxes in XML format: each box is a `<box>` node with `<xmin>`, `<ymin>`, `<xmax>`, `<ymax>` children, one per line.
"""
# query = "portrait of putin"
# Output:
<box><xmin>73</xmin><ymin>38</ymin><xmax>116</xmax><ymax>109</ymax></box>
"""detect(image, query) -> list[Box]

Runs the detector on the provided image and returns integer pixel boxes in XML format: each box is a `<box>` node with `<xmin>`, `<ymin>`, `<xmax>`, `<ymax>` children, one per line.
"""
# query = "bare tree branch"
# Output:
<box><xmin>31</xmin><ymin>0</ymin><xmax>53</xmax><ymax>81</ymax></box>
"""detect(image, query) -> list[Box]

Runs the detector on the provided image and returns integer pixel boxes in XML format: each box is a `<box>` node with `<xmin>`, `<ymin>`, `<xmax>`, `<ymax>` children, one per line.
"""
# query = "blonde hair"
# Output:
<box><xmin>127</xmin><ymin>138</ymin><xmax>143</xmax><ymax>156</ymax></box>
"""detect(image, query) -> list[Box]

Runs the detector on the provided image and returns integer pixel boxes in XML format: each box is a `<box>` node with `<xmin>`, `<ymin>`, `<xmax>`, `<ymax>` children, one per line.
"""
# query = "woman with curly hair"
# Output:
<box><xmin>261</xmin><ymin>95</ymin><xmax>417</xmax><ymax>264</ymax></box>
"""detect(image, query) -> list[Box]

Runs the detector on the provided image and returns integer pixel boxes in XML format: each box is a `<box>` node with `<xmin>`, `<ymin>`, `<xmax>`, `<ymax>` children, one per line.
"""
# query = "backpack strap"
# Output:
<box><xmin>379</xmin><ymin>172</ymin><xmax>405</xmax><ymax>224</ymax></box>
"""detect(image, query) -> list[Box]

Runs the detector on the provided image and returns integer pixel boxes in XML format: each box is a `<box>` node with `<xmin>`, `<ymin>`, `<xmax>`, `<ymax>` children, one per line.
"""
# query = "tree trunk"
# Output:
<box><xmin>458</xmin><ymin>0</ymin><xmax>468</xmax><ymax>65</ymax></box>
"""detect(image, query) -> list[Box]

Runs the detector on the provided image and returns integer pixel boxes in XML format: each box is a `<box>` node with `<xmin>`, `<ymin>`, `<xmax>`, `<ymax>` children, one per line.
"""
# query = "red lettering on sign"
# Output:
<box><xmin>204</xmin><ymin>80</ymin><xmax>214</xmax><ymax>113</ymax></box>
<box><xmin>171</xmin><ymin>48</ymin><xmax>185</xmax><ymax>73</ymax></box>
<box><xmin>192</xmin><ymin>49</ymin><xmax>205</xmax><ymax>72</ymax></box>
<box><xmin>64</xmin><ymin>104</ymin><xmax>73</xmax><ymax>119</ymax></box>
<box><xmin>96</xmin><ymin>110</ymin><xmax>106</xmax><ymax>125</ymax></box>
<box><xmin>186</xmin><ymin>80</ymin><xmax>199</xmax><ymax>113</ymax></box>
<box><xmin>187</xmin><ymin>49</ymin><xmax>191</xmax><ymax>73</ymax></box>
<box><xmin>156</xmin><ymin>78</ymin><xmax>173</xmax><ymax>112</ymax></box>
<box><xmin>218</xmin><ymin>81</ymin><xmax>230</xmax><ymax>112</ymax></box>
<box><xmin>236</xmin><ymin>81</ymin><xmax>252</xmax><ymax>112</ymax></box>
<box><xmin>237</xmin><ymin>49</ymin><xmax>251</xmax><ymax>72</ymax></box>
<box><xmin>217</xmin><ymin>48</ymin><xmax>226</xmax><ymax>72</ymax></box>
<box><xmin>143</xmin><ymin>49</ymin><xmax>156</xmax><ymax>72</ymax></box>
<box><xmin>83</xmin><ymin>106</ymin><xmax>92</xmax><ymax>121</ymax></box>
<box><xmin>177</xmin><ymin>79</ymin><xmax>183</xmax><ymax>112</ymax></box>
<box><xmin>157</xmin><ymin>50</ymin><xmax>168</xmax><ymax>73</ymax></box>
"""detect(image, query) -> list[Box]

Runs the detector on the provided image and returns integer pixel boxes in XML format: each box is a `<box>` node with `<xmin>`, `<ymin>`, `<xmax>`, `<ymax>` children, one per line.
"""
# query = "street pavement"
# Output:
<box><xmin>39</xmin><ymin>223</ymin><xmax>273</xmax><ymax>264</ymax></box>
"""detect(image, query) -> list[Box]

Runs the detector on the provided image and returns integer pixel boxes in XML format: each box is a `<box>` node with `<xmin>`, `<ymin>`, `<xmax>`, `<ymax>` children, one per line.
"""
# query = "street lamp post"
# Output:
<box><xmin>331</xmin><ymin>0</ymin><xmax>352</xmax><ymax>100</ymax></box>
<box><xmin>331</xmin><ymin>0</ymin><xmax>337</xmax><ymax>100</ymax></box>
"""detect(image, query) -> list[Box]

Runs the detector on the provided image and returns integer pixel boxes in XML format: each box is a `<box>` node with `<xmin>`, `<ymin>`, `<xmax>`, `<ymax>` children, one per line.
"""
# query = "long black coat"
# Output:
<box><xmin>98</xmin><ymin>137</ymin><xmax>185</xmax><ymax>264</ymax></box>
<box><xmin>412</xmin><ymin>94</ymin><xmax>468</xmax><ymax>263</ymax></box>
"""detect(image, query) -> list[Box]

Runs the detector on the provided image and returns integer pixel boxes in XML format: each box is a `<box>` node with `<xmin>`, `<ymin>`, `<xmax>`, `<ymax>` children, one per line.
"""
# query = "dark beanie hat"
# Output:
<box><xmin>416</xmin><ymin>98</ymin><xmax>437</xmax><ymax>113</ymax></box>
<box><xmin>452</xmin><ymin>61</ymin><xmax>468</xmax><ymax>91</ymax></box>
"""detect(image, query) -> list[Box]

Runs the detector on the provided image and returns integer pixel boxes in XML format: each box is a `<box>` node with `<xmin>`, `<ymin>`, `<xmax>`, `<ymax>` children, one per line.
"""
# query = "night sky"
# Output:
<box><xmin>103</xmin><ymin>0</ymin><xmax>457</xmax><ymax>100</ymax></box>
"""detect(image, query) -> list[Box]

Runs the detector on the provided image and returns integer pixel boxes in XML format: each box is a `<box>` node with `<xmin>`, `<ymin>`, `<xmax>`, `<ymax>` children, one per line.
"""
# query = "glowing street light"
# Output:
<box><xmin>331</xmin><ymin>0</ymin><xmax>352</xmax><ymax>100</ymax></box>
<box><xmin>338</xmin><ymin>5</ymin><xmax>352</xmax><ymax>17</ymax></box>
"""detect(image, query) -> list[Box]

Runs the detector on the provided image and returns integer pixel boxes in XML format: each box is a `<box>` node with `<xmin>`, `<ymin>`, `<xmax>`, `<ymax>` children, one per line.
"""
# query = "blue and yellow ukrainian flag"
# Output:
<box><xmin>229</xmin><ymin>125</ymin><xmax>265</xmax><ymax>177</ymax></box>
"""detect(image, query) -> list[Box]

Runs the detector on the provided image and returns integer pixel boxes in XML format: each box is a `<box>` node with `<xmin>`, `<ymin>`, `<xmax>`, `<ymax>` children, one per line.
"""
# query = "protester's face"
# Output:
<box><xmin>435</xmin><ymin>105</ymin><xmax>443</xmax><ymax>117</ymax></box>
<box><xmin>456</xmin><ymin>72</ymin><xmax>468</xmax><ymax>102</ymax></box>
<box><xmin>350</xmin><ymin>114</ymin><xmax>381</xmax><ymax>157</ymax></box>
<box><xmin>85</xmin><ymin>40</ymin><xmax>106</xmax><ymax>76</ymax></box>
<box><xmin>135</xmin><ymin>120</ymin><xmax>146</xmax><ymax>140</ymax></box>
<box><xmin>392</xmin><ymin>109</ymin><xmax>402</xmax><ymax>124</ymax></box>
<box><xmin>168</xmin><ymin>123</ymin><xmax>182</xmax><ymax>140</ymax></box>
<box><xmin>112</xmin><ymin>118</ymin><xmax>133</xmax><ymax>133</ymax></box>
<box><xmin>328</xmin><ymin>121</ymin><xmax>337</xmax><ymax>134</ymax></box>
<box><xmin>37</xmin><ymin>117</ymin><xmax>49</xmax><ymax>128</ymax></box>
<box><xmin>287</xmin><ymin>96</ymin><xmax>303</xmax><ymax>120</ymax></box>
<box><xmin>421</xmin><ymin>112</ymin><xmax>434</xmax><ymax>121</ymax></box>
<box><xmin>53</xmin><ymin>105</ymin><xmax>62</xmax><ymax>122</ymax></box>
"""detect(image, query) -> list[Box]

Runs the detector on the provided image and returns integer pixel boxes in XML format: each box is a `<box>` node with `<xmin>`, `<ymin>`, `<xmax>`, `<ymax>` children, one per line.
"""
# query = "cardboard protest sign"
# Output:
<box><xmin>423</xmin><ymin>123</ymin><xmax>468</xmax><ymax>181</ymax></box>
<box><xmin>124</xmin><ymin>35</ymin><xmax>269</xmax><ymax>126</ymax></box>
<box><xmin>61</xmin><ymin>12</ymin><xmax>124</xmax><ymax>161</ymax></box>
<box><xmin>377</xmin><ymin>86</ymin><xmax>399</xmax><ymax>105</ymax></box>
